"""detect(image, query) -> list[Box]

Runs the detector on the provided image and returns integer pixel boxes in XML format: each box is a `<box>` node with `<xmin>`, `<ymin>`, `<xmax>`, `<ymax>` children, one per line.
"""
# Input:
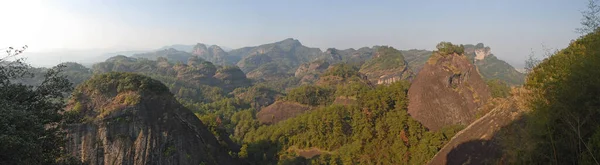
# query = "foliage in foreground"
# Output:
<box><xmin>0</xmin><ymin>57</ymin><xmax>77</xmax><ymax>164</ymax></box>
<box><xmin>502</xmin><ymin>29</ymin><xmax>600</xmax><ymax>164</ymax></box>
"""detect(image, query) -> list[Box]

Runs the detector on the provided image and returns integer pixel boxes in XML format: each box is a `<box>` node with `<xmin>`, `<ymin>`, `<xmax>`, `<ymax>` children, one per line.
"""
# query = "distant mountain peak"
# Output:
<box><xmin>276</xmin><ymin>38</ymin><xmax>302</xmax><ymax>46</ymax></box>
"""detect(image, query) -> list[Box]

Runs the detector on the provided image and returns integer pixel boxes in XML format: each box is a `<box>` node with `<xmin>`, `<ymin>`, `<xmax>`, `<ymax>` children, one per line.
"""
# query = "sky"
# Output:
<box><xmin>0</xmin><ymin>0</ymin><xmax>588</xmax><ymax>68</ymax></box>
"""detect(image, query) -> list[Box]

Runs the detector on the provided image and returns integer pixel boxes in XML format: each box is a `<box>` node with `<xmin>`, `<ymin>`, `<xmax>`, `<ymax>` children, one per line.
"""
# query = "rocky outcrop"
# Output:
<box><xmin>64</xmin><ymin>73</ymin><xmax>238</xmax><ymax>165</ymax></box>
<box><xmin>256</xmin><ymin>101</ymin><xmax>311</xmax><ymax>124</ymax></box>
<box><xmin>359</xmin><ymin>46</ymin><xmax>414</xmax><ymax>85</ymax></box>
<box><xmin>407</xmin><ymin>52</ymin><xmax>491</xmax><ymax>131</ymax></box>
<box><xmin>192</xmin><ymin>44</ymin><xmax>233</xmax><ymax>65</ymax></box>
<box><xmin>428</xmin><ymin>88</ymin><xmax>528</xmax><ymax>165</ymax></box>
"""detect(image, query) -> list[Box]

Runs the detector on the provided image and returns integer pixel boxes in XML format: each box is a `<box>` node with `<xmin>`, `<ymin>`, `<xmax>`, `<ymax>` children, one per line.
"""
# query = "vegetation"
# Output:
<box><xmin>435</xmin><ymin>42</ymin><xmax>465</xmax><ymax>55</ymax></box>
<box><xmin>284</xmin><ymin>85</ymin><xmax>335</xmax><ymax>106</ymax></box>
<box><xmin>487</xmin><ymin>79</ymin><xmax>510</xmax><ymax>98</ymax></box>
<box><xmin>0</xmin><ymin>49</ymin><xmax>78</xmax><ymax>164</ymax></box>
<box><xmin>501</xmin><ymin>30</ymin><xmax>600</xmax><ymax>164</ymax></box>
<box><xmin>360</xmin><ymin>46</ymin><xmax>407</xmax><ymax>71</ymax></box>
<box><xmin>75</xmin><ymin>72</ymin><xmax>170</xmax><ymax>96</ymax></box>
<box><xmin>322</xmin><ymin>63</ymin><xmax>360</xmax><ymax>79</ymax></box>
<box><xmin>237</xmin><ymin>81</ymin><xmax>462</xmax><ymax>164</ymax></box>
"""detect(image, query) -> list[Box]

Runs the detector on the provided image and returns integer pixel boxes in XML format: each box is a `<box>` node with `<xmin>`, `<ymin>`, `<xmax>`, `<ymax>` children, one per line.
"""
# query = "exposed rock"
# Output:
<box><xmin>192</xmin><ymin>44</ymin><xmax>233</xmax><ymax>65</ymax></box>
<box><xmin>428</xmin><ymin>88</ymin><xmax>528</xmax><ymax>165</ymax></box>
<box><xmin>256</xmin><ymin>101</ymin><xmax>311</xmax><ymax>124</ymax></box>
<box><xmin>407</xmin><ymin>52</ymin><xmax>491</xmax><ymax>131</ymax></box>
<box><xmin>64</xmin><ymin>73</ymin><xmax>237</xmax><ymax>165</ymax></box>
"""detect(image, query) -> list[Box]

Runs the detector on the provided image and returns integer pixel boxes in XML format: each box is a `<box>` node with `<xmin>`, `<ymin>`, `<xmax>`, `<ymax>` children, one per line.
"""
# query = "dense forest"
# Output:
<box><xmin>1</xmin><ymin>2</ymin><xmax>599</xmax><ymax>164</ymax></box>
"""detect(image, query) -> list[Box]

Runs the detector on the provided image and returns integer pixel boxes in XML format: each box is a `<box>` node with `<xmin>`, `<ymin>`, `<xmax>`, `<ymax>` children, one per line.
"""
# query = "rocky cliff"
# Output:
<box><xmin>428</xmin><ymin>88</ymin><xmax>528</xmax><ymax>165</ymax></box>
<box><xmin>192</xmin><ymin>43</ymin><xmax>235</xmax><ymax>65</ymax></box>
<box><xmin>64</xmin><ymin>73</ymin><xmax>238</xmax><ymax>165</ymax></box>
<box><xmin>407</xmin><ymin>51</ymin><xmax>491</xmax><ymax>131</ymax></box>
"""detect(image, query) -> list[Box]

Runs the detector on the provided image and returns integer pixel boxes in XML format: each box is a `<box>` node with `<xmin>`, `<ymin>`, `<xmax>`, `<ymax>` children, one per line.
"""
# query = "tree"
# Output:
<box><xmin>486</xmin><ymin>79</ymin><xmax>510</xmax><ymax>98</ymax></box>
<box><xmin>0</xmin><ymin>47</ymin><xmax>76</xmax><ymax>164</ymax></box>
<box><xmin>522</xmin><ymin>30</ymin><xmax>600</xmax><ymax>164</ymax></box>
<box><xmin>435</xmin><ymin>42</ymin><xmax>465</xmax><ymax>55</ymax></box>
<box><xmin>577</xmin><ymin>0</ymin><xmax>600</xmax><ymax>34</ymax></box>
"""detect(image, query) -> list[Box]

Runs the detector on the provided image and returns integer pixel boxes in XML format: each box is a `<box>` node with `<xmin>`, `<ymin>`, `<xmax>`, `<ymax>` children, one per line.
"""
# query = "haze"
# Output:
<box><xmin>0</xmin><ymin>0</ymin><xmax>586</xmax><ymax>68</ymax></box>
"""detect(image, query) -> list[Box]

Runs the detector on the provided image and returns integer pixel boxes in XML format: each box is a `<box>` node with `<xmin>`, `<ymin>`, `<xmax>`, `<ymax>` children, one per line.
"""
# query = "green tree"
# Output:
<box><xmin>436</xmin><ymin>42</ymin><xmax>465</xmax><ymax>55</ymax></box>
<box><xmin>487</xmin><ymin>79</ymin><xmax>510</xmax><ymax>98</ymax></box>
<box><xmin>577</xmin><ymin>0</ymin><xmax>600</xmax><ymax>34</ymax></box>
<box><xmin>0</xmin><ymin>48</ymin><xmax>76</xmax><ymax>164</ymax></box>
<box><xmin>522</xmin><ymin>30</ymin><xmax>600</xmax><ymax>164</ymax></box>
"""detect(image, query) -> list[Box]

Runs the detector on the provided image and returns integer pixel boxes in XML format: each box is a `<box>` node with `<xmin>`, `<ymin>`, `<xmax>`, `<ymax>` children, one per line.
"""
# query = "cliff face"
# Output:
<box><xmin>64</xmin><ymin>73</ymin><xmax>237</xmax><ymax>165</ymax></box>
<box><xmin>192</xmin><ymin>44</ymin><xmax>233</xmax><ymax>65</ymax></box>
<box><xmin>407</xmin><ymin>52</ymin><xmax>491</xmax><ymax>131</ymax></box>
<box><xmin>428</xmin><ymin>88</ymin><xmax>528</xmax><ymax>165</ymax></box>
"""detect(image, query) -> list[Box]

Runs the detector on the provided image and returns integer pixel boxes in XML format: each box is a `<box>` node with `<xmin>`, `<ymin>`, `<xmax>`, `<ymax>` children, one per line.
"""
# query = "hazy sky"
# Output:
<box><xmin>0</xmin><ymin>0</ymin><xmax>588</xmax><ymax>67</ymax></box>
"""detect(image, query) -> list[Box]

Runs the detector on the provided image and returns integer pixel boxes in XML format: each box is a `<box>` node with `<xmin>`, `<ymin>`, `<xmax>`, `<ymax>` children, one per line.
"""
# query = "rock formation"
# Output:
<box><xmin>428</xmin><ymin>88</ymin><xmax>528</xmax><ymax>165</ymax></box>
<box><xmin>407</xmin><ymin>51</ymin><xmax>491</xmax><ymax>131</ymax></box>
<box><xmin>192</xmin><ymin>43</ymin><xmax>233</xmax><ymax>66</ymax></box>
<box><xmin>64</xmin><ymin>72</ymin><xmax>237</xmax><ymax>165</ymax></box>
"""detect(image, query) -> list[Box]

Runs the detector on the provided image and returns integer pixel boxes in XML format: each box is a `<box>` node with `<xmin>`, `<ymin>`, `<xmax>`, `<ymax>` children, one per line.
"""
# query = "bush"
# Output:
<box><xmin>436</xmin><ymin>42</ymin><xmax>465</xmax><ymax>55</ymax></box>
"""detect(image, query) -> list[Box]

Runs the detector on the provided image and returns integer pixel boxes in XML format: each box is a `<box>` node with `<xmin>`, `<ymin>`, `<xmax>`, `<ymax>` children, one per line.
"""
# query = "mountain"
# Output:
<box><xmin>93</xmin><ymin>55</ymin><xmax>251</xmax><ymax>103</ymax></box>
<box><xmin>234</xmin><ymin>38</ymin><xmax>323</xmax><ymax>81</ymax></box>
<box><xmin>131</xmin><ymin>48</ymin><xmax>193</xmax><ymax>63</ymax></box>
<box><xmin>320</xmin><ymin>47</ymin><xmax>374</xmax><ymax>64</ymax></box>
<box><xmin>463</xmin><ymin>43</ymin><xmax>525</xmax><ymax>85</ymax></box>
<box><xmin>401</xmin><ymin>49</ymin><xmax>433</xmax><ymax>73</ymax></box>
<box><xmin>159</xmin><ymin>44</ymin><xmax>233</xmax><ymax>52</ymax></box>
<box><xmin>63</xmin><ymin>72</ymin><xmax>237</xmax><ymax>165</ymax></box>
<box><xmin>191</xmin><ymin>43</ymin><xmax>238</xmax><ymax>66</ymax></box>
<box><xmin>359</xmin><ymin>46</ymin><xmax>414</xmax><ymax>84</ymax></box>
<box><xmin>158</xmin><ymin>44</ymin><xmax>196</xmax><ymax>52</ymax></box>
<box><xmin>401</xmin><ymin>44</ymin><xmax>525</xmax><ymax>85</ymax></box>
<box><xmin>407</xmin><ymin>44</ymin><xmax>492</xmax><ymax>131</ymax></box>
<box><xmin>294</xmin><ymin>60</ymin><xmax>330</xmax><ymax>84</ymax></box>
